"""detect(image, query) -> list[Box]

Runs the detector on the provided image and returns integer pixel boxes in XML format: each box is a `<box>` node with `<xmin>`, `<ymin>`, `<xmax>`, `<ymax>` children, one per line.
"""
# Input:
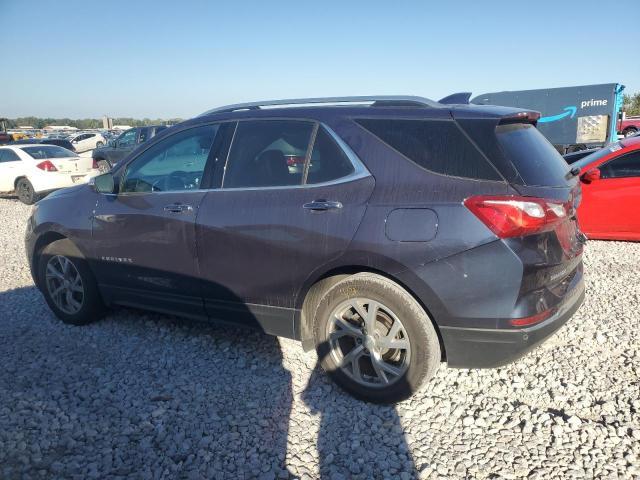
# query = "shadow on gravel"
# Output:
<box><xmin>303</xmin><ymin>346</ymin><xmax>418</xmax><ymax>479</ymax></box>
<box><xmin>0</xmin><ymin>285</ymin><xmax>293</xmax><ymax>479</ymax></box>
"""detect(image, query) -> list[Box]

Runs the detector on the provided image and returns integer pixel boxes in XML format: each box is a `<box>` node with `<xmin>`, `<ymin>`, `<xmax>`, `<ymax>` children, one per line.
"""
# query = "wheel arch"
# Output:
<box><xmin>295</xmin><ymin>265</ymin><xmax>446</xmax><ymax>361</ymax></box>
<box><xmin>31</xmin><ymin>232</ymin><xmax>86</xmax><ymax>289</ymax></box>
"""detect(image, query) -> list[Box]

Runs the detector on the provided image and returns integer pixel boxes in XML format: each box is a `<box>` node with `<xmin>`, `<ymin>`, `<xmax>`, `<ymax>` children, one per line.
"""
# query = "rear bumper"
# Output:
<box><xmin>441</xmin><ymin>275</ymin><xmax>585</xmax><ymax>368</ymax></box>
<box><xmin>30</xmin><ymin>170</ymin><xmax>98</xmax><ymax>193</ymax></box>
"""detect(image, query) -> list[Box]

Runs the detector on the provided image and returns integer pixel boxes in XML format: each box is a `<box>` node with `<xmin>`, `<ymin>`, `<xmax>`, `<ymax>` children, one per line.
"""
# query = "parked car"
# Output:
<box><xmin>572</xmin><ymin>135</ymin><xmax>640</xmax><ymax>241</ymax></box>
<box><xmin>25</xmin><ymin>96</ymin><xmax>585</xmax><ymax>402</ymax></box>
<box><xmin>0</xmin><ymin>144</ymin><xmax>98</xmax><ymax>204</ymax></box>
<box><xmin>92</xmin><ymin>125</ymin><xmax>168</xmax><ymax>172</ymax></box>
<box><xmin>68</xmin><ymin>132</ymin><xmax>106</xmax><ymax>153</ymax></box>
<box><xmin>10</xmin><ymin>138</ymin><xmax>76</xmax><ymax>152</ymax></box>
<box><xmin>618</xmin><ymin>115</ymin><xmax>640</xmax><ymax>138</ymax></box>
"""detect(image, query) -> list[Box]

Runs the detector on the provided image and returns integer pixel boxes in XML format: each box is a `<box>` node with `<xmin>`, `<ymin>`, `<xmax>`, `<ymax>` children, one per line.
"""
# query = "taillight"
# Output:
<box><xmin>509</xmin><ymin>308</ymin><xmax>555</xmax><ymax>327</ymax></box>
<box><xmin>36</xmin><ymin>160</ymin><xmax>58</xmax><ymax>172</ymax></box>
<box><xmin>464</xmin><ymin>195</ymin><xmax>569</xmax><ymax>238</ymax></box>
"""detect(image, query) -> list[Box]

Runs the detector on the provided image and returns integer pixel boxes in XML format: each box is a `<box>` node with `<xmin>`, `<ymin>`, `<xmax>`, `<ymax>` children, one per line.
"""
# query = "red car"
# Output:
<box><xmin>573</xmin><ymin>135</ymin><xmax>640</xmax><ymax>241</ymax></box>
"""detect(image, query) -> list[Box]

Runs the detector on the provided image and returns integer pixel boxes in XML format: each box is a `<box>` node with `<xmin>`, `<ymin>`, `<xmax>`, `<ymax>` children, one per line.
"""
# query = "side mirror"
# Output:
<box><xmin>92</xmin><ymin>172</ymin><xmax>116</xmax><ymax>194</ymax></box>
<box><xmin>580</xmin><ymin>168</ymin><xmax>601</xmax><ymax>184</ymax></box>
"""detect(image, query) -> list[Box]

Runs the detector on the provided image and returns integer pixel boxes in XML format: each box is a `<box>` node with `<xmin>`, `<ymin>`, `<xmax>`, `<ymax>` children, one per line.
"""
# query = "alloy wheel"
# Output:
<box><xmin>326</xmin><ymin>298</ymin><xmax>411</xmax><ymax>388</ymax></box>
<box><xmin>45</xmin><ymin>255</ymin><xmax>84</xmax><ymax>315</ymax></box>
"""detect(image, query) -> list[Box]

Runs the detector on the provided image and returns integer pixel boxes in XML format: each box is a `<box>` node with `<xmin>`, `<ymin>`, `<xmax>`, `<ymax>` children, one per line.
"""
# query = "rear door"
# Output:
<box><xmin>196</xmin><ymin>120</ymin><xmax>374</xmax><ymax>337</ymax></box>
<box><xmin>581</xmin><ymin>150</ymin><xmax>640</xmax><ymax>236</ymax></box>
<box><xmin>91</xmin><ymin>123</ymin><xmax>223</xmax><ymax>317</ymax></box>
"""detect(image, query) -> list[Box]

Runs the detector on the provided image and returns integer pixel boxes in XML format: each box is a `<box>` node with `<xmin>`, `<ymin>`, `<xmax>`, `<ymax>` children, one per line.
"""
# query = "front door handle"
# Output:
<box><xmin>303</xmin><ymin>200</ymin><xmax>343</xmax><ymax>211</ymax></box>
<box><xmin>163</xmin><ymin>203</ymin><xmax>193</xmax><ymax>213</ymax></box>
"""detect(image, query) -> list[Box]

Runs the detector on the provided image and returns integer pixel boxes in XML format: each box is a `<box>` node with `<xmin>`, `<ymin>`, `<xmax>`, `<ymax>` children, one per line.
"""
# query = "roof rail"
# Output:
<box><xmin>199</xmin><ymin>95</ymin><xmax>441</xmax><ymax>116</ymax></box>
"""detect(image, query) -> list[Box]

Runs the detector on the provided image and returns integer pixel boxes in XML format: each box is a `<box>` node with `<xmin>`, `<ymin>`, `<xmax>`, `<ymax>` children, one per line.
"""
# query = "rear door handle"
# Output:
<box><xmin>163</xmin><ymin>203</ymin><xmax>193</xmax><ymax>213</ymax></box>
<box><xmin>303</xmin><ymin>200</ymin><xmax>343</xmax><ymax>211</ymax></box>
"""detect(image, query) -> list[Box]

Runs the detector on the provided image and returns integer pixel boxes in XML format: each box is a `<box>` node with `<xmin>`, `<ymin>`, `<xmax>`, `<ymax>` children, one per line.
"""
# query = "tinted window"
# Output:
<box><xmin>224</xmin><ymin>120</ymin><xmax>314</xmax><ymax>188</ymax></box>
<box><xmin>496</xmin><ymin>123</ymin><xmax>570</xmax><ymax>186</ymax></box>
<box><xmin>118</xmin><ymin>129</ymin><xmax>137</xmax><ymax>147</ymax></box>
<box><xmin>21</xmin><ymin>146</ymin><xmax>77</xmax><ymax>159</ymax></box>
<box><xmin>356</xmin><ymin>119</ymin><xmax>500</xmax><ymax>180</ymax></box>
<box><xmin>0</xmin><ymin>149</ymin><xmax>21</xmax><ymax>162</ymax></box>
<box><xmin>122</xmin><ymin>125</ymin><xmax>218</xmax><ymax>193</ymax></box>
<box><xmin>600</xmin><ymin>151</ymin><xmax>640</xmax><ymax>179</ymax></box>
<box><xmin>307</xmin><ymin>127</ymin><xmax>355</xmax><ymax>184</ymax></box>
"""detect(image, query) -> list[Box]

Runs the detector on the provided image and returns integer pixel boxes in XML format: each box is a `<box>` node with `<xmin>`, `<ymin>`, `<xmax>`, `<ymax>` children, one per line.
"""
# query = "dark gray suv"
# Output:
<box><xmin>25</xmin><ymin>96</ymin><xmax>585</xmax><ymax>402</ymax></box>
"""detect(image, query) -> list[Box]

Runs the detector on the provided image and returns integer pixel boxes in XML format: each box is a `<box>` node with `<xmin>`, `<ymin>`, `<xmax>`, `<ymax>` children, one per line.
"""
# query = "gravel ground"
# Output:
<box><xmin>0</xmin><ymin>197</ymin><xmax>638</xmax><ymax>479</ymax></box>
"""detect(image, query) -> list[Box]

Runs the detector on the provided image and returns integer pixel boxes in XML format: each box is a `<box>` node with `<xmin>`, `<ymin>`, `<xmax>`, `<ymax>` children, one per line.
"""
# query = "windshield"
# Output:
<box><xmin>572</xmin><ymin>142</ymin><xmax>625</xmax><ymax>171</ymax></box>
<box><xmin>21</xmin><ymin>145</ymin><xmax>78</xmax><ymax>159</ymax></box>
<box><xmin>496</xmin><ymin>123</ymin><xmax>570</xmax><ymax>187</ymax></box>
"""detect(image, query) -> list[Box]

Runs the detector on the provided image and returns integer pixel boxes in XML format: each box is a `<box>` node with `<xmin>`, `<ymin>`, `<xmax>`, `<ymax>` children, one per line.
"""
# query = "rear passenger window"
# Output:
<box><xmin>307</xmin><ymin>128</ymin><xmax>355</xmax><ymax>184</ymax></box>
<box><xmin>355</xmin><ymin>119</ymin><xmax>501</xmax><ymax>180</ymax></box>
<box><xmin>223</xmin><ymin>120</ymin><xmax>314</xmax><ymax>188</ymax></box>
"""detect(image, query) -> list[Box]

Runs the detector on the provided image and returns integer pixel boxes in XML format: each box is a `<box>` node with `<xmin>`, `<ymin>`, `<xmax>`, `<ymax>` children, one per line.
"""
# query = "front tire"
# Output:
<box><xmin>95</xmin><ymin>141</ymin><xmax>104</xmax><ymax>148</ymax></box>
<box><xmin>16</xmin><ymin>178</ymin><xmax>38</xmax><ymax>205</ymax></box>
<box><xmin>313</xmin><ymin>273</ymin><xmax>441</xmax><ymax>403</ymax></box>
<box><xmin>623</xmin><ymin>127</ymin><xmax>638</xmax><ymax>138</ymax></box>
<box><xmin>38</xmin><ymin>239</ymin><xmax>105</xmax><ymax>325</ymax></box>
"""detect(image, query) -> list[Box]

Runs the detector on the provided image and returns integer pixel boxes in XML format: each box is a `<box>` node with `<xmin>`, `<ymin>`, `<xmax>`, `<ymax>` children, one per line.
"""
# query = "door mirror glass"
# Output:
<box><xmin>92</xmin><ymin>172</ymin><xmax>115</xmax><ymax>194</ymax></box>
<box><xmin>581</xmin><ymin>168</ymin><xmax>601</xmax><ymax>184</ymax></box>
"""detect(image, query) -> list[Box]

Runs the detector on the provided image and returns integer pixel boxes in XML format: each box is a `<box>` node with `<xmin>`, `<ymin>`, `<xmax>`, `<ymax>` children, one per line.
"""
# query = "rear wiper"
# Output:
<box><xmin>565</xmin><ymin>167</ymin><xmax>580</xmax><ymax>180</ymax></box>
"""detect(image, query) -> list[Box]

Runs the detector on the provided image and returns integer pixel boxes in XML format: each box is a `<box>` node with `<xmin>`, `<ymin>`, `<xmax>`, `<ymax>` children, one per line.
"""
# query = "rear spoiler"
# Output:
<box><xmin>438</xmin><ymin>92</ymin><xmax>472</xmax><ymax>104</ymax></box>
<box><xmin>498</xmin><ymin>111</ymin><xmax>541</xmax><ymax>125</ymax></box>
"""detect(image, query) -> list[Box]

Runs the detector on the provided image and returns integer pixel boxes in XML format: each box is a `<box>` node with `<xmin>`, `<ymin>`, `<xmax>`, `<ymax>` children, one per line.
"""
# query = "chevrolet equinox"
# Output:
<box><xmin>25</xmin><ymin>95</ymin><xmax>586</xmax><ymax>403</ymax></box>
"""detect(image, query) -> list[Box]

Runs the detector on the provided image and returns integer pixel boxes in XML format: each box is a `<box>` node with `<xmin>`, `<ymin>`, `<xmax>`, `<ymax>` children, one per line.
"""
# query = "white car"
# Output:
<box><xmin>0</xmin><ymin>144</ymin><xmax>99</xmax><ymax>204</ymax></box>
<box><xmin>68</xmin><ymin>132</ymin><xmax>106</xmax><ymax>153</ymax></box>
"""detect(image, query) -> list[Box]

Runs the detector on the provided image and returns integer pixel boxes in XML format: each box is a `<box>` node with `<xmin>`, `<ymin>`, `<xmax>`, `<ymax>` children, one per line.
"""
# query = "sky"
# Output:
<box><xmin>2</xmin><ymin>0</ymin><xmax>638</xmax><ymax>119</ymax></box>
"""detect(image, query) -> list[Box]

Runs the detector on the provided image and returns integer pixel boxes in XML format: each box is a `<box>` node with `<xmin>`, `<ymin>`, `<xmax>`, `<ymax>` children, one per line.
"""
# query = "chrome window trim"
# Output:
<box><xmin>107</xmin><ymin>121</ymin><xmax>371</xmax><ymax>197</ymax></box>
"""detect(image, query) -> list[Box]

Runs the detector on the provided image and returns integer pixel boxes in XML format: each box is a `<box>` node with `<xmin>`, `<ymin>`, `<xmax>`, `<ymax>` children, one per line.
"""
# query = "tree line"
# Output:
<box><xmin>3</xmin><ymin>117</ymin><xmax>183</xmax><ymax>129</ymax></box>
<box><xmin>623</xmin><ymin>92</ymin><xmax>640</xmax><ymax>116</ymax></box>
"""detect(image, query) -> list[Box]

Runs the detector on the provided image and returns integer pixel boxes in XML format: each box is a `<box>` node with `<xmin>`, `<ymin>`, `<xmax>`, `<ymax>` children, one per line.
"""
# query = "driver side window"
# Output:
<box><xmin>121</xmin><ymin>125</ymin><xmax>218</xmax><ymax>193</ymax></box>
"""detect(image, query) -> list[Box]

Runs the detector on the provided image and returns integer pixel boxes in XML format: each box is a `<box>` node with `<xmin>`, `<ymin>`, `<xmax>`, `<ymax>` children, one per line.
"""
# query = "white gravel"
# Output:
<box><xmin>0</xmin><ymin>197</ymin><xmax>638</xmax><ymax>479</ymax></box>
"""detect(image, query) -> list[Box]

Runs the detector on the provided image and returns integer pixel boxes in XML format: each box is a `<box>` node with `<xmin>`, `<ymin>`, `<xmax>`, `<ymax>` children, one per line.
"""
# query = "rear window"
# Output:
<box><xmin>496</xmin><ymin>123</ymin><xmax>569</xmax><ymax>186</ymax></box>
<box><xmin>355</xmin><ymin>119</ymin><xmax>501</xmax><ymax>180</ymax></box>
<box><xmin>21</xmin><ymin>145</ymin><xmax>77</xmax><ymax>159</ymax></box>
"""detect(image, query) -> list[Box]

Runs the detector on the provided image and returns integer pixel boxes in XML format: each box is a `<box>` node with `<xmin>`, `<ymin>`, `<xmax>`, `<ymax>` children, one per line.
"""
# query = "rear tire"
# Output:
<box><xmin>623</xmin><ymin>127</ymin><xmax>638</xmax><ymax>138</ymax></box>
<box><xmin>16</xmin><ymin>178</ymin><xmax>38</xmax><ymax>205</ymax></box>
<box><xmin>313</xmin><ymin>273</ymin><xmax>440</xmax><ymax>403</ymax></box>
<box><xmin>38</xmin><ymin>239</ymin><xmax>105</xmax><ymax>325</ymax></box>
<box><xmin>95</xmin><ymin>141</ymin><xmax>104</xmax><ymax>148</ymax></box>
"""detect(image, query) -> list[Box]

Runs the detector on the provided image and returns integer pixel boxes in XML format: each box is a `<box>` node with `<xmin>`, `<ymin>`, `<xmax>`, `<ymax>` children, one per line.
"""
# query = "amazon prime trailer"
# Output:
<box><xmin>472</xmin><ymin>83</ymin><xmax>625</xmax><ymax>153</ymax></box>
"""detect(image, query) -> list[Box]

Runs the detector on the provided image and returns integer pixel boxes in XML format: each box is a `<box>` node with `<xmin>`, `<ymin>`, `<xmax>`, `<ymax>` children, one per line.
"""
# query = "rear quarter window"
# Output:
<box><xmin>496</xmin><ymin>123</ymin><xmax>570</xmax><ymax>187</ymax></box>
<box><xmin>355</xmin><ymin>118</ymin><xmax>501</xmax><ymax>180</ymax></box>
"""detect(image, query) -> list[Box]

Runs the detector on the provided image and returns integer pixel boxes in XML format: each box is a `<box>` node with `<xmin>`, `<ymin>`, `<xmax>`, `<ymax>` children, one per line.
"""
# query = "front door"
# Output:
<box><xmin>91</xmin><ymin>124</ymin><xmax>221</xmax><ymax>318</ymax></box>
<box><xmin>580</xmin><ymin>150</ymin><xmax>640</xmax><ymax>237</ymax></box>
<box><xmin>196</xmin><ymin>120</ymin><xmax>375</xmax><ymax>337</ymax></box>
